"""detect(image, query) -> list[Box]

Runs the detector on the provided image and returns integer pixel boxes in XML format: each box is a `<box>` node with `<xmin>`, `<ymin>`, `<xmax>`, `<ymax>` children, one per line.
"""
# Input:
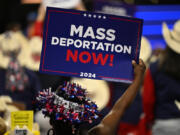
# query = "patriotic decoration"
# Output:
<box><xmin>36</xmin><ymin>82</ymin><xmax>99</xmax><ymax>133</ymax></box>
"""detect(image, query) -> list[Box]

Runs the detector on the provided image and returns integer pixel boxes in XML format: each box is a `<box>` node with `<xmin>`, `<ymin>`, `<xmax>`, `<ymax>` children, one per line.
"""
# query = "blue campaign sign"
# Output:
<box><xmin>39</xmin><ymin>7</ymin><xmax>143</xmax><ymax>83</ymax></box>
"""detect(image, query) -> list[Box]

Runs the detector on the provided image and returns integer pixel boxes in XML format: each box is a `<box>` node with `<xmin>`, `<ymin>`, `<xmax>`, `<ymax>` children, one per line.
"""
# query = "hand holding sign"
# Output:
<box><xmin>40</xmin><ymin>7</ymin><xmax>143</xmax><ymax>83</ymax></box>
<box><xmin>132</xmin><ymin>59</ymin><xmax>146</xmax><ymax>80</ymax></box>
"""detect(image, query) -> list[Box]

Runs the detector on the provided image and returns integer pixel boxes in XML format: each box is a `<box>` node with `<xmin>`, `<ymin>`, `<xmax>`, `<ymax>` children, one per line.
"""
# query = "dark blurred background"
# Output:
<box><xmin>0</xmin><ymin>0</ymin><xmax>180</xmax><ymax>34</ymax></box>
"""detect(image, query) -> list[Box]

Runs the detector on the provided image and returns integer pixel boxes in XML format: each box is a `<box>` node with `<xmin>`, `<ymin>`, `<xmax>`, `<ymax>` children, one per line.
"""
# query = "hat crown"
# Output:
<box><xmin>0</xmin><ymin>32</ymin><xmax>21</xmax><ymax>52</ymax></box>
<box><xmin>173</xmin><ymin>20</ymin><xmax>180</xmax><ymax>36</ymax></box>
<box><xmin>162</xmin><ymin>20</ymin><xmax>180</xmax><ymax>54</ymax></box>
<box><xmin>171</xmin><ymin>20</ymin><xmax>180</xmax><ymax>42</ymax></box>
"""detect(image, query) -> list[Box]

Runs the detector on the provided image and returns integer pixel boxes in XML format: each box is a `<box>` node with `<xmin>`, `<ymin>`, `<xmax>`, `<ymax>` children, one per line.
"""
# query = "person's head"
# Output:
<box><xmin>159</xmin><ymin>20</ymin><xmax>180</xmax><ymax>80</ymax></box>
<box><xmin>36</xmin><ymin>82</ymin><xmax>99</xmax><ymax>135</ymax></box>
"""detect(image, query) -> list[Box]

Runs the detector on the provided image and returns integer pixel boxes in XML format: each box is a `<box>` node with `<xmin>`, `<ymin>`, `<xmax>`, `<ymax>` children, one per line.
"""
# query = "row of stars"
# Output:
<box><xmin>83</xmin><ymin>13</ymin><xmax>107</xmax><ymax>19</ymax></box>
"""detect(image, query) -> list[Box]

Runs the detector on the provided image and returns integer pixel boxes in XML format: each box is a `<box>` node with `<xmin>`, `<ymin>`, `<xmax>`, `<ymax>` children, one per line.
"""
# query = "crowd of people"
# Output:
<box><xmin>0</xmin><ymin>0</ymin><xmax>180</xmax><ymax>135</ymax></box>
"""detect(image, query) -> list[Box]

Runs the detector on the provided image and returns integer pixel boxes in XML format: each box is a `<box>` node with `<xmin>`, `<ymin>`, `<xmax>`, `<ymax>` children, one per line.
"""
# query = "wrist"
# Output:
<box><xmin>134</xmin><ymin>74</ymin><xmax>144</xmax><ymax>82</ymax></box>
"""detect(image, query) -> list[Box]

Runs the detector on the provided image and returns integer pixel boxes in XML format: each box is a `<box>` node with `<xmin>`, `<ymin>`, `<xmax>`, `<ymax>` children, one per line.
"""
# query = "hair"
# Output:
<box><xmin>48</xmin><ymin>116</ymin><xmax>80</xmax><ymax>135</ymax></box>
<box><xmin>47</xmin><ymin>85</ymin><xmax>82</xmax><ymax>135</ymax></box>
<box><xmin>158</xmin><ymin>45</ymin><xmax>180</xmax><ymax>80</ymax></box>
<box><xmin>36</xmin><ymin>82</ymin><xmax>99</xmax><ymax>135</ymax></box>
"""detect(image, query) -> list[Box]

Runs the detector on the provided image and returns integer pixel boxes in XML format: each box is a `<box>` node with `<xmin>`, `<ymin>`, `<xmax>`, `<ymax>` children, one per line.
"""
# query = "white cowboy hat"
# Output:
<box><xmin>10</xmin><ymin>31</ymin><xmax>29</xmax><ymax>67</ymax></box>
<box><xmin>140</xmin><ymin>36</ymin><xmax>152</xmax><ymax>63</ymax></box>
<box><xmin>25</xmin><ymin>36</ymin><xmax>42</xmax><ymax>71</ymax></box>
<box><xmin>43</xmin><ymin>0</ymin><xmax>81</xmax><ymax>9</ymax></box>
<box><xmin>175</xmin><ymin>100</ymin><xmax>180</xmax><ymax>110</ymax></box>
<box><xmin>162</xmin><ymin>20</ymin><xmax>180</xmax><ymax>54</ymax></box>
<box><xmin>0</xmin><ymin>31</ymin><xmax>29</xmax><ymax>69</ymax></box>
<box><xmin>70</xmin><ymin>78</ymin><xmax>110</xmax><ymax>111</ymax></box>
<box><xmin>0</xmin><ymin>34</ymin><xmax>9</xmax><ymax>69</ymax></box>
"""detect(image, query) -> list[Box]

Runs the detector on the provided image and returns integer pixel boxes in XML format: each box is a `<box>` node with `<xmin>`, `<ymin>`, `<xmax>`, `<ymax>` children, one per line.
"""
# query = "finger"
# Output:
<box><xmin>132</xmin><ymin>60</ymin><xmax>137</xmax><ymax>67</ymax></box>
<box><xmin>139</xmin><ymin>59</ymin><xmax>144</xmax><ymax>66</ymax></box>
<box><xmin>139</xmin><ymin>59</ymin><xmax>146</xmax><ymax>69</ymax></box>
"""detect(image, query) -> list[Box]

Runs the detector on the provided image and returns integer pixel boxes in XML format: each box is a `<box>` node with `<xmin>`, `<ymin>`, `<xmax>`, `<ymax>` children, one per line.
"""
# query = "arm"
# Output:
<box><xmin>33</xmin><ymin>4</ymin><xmax>45</xmax><ymax>37</ymax></box>
<box><xmin>36</xmin><ymin>4</ymin><xmax>46</xmax><ymax>22</ymax></box>
<box><xmin>88</xmin><ymin>59</ymin><xmax>146</xmax><ymax>135</ymax></box>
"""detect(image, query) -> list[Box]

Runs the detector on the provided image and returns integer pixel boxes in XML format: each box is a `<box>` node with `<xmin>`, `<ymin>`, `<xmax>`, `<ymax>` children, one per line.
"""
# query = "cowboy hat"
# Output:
<box><xmin>175</xmin><ymin>100</ymin><xmax>180</xmax><ymax>110</ymax></box>
<box><xmin>0</xmin><ymin>37</ymin><xmax>9</xmax><ymax>69</ymax></box>
<box><xmin>43</xmin><ymin>0</ymin><xmax>81</xmax><ymax>9</ymax></box>
<box><xmin>70</xmin><ymin>78</ymin><xmax>110</xmax><ymax>111</ymax></box>
<box><xmin>0</xmin><ymin>96</ymin><xmax>19</xmax><ymax>112</ymax></box>
<box><xmin>9</xmin><ymin>31</ymin><xmax>30</xmax><ymax>67</ymax></box>
<box><xmin>162</xmin><ymin>20</ymin><xmax>180</xmax><ymax>54</ymax></box>
<box><xmin>25</xmin><ymin>36</ymin><xmax>42</xmax><ymax>71</ymax></box>
<box><xmin>0</xmin><ymin>31</ymin><xmax>29</xmax><ymax>69</ymax></box>
<box><xmin>0</xmin><ymin>96</ymin><xmax>19</xmax><ymax>129</ymax></box>
<box><xmin>139</xmin><ymin>36</ymin><xmax>152</xmax><ymax>63</ymax></box>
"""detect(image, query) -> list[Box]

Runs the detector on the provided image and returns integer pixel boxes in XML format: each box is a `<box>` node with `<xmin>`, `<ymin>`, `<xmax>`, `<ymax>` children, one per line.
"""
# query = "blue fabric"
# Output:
<box><xmin>0</xmin><ymin>68</ymin><xmax>41</xmax><ymax>110</ymax></box>
<box><xmin>150</xmin><ymin>61</ymin><xmax>180</xmax><ymax>119</ymax></box>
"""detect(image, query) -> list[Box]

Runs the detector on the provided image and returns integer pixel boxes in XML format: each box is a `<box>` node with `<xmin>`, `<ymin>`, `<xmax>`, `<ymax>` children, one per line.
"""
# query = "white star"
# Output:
<box><xmin>103</xmin><ymin>16</ymin><xmax>106</xmax><ymax>19</ymax></box>
<box><xmin>98</xmin><ymin>15</ymin><xmax>101</xmax><ymax>19</ymax></box>
<box><xmin>84</xmin><ymin>13</ymin><xmax>87</xmax><ymax>17</ymax></box>
<box><xmin>88</xmin><ymin>14</ymin><xmax>92</xmax><ymax>17</ymax></box>
<box><xmin>93</xmin><ymin>15</ymin><xmax>97</xmax><ymax>18</ymax></box>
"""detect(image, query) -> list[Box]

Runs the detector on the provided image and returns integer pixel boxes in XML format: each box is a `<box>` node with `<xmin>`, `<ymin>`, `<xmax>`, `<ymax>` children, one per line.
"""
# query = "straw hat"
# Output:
<box><xmin>43</xmin><ymin>0</ymin><xmax>81</xmax><ymax>9</ymax></box>
<box><xmin>71</xmin><ymin>78</ymin><xmax>110</xmax><ymax>111</ymax></box>
<box><xmin>0</xmin><ymin>32</ymin><xmax>21</xmax><ymax>53</ymax></box>
<box><xmin>0</xmin><ymin>32</ymin><xmax>21</xmax><ymax>69</ymax></box>
<box><xmin>0</xmin><ymin>31</ymin><xmax>29</xmax><ymax>69</ymax></box>
<box><xmin>175</xmin><ymin>100</ymin><xmax>180</xmax><ymax>110</ymax></box>
<box><xmin>0</xmin><ymin>96</ymin><xmax>19</xmax><ymax>129</ymax></box>
<box><xmin>139</xmin><ymin>36</ymin><xmax>152</xmax><ymax>63</ymax></box>
<box><xmin>0</xmin><ymin>34</ymin><xmax>9</xmax><ymax>69</ymax></box>
<box><xmin>0</xmin><ymin>96</ymin><xmax>19</xmax><ymax>112</ymax></box>
<box><xmin>25</xmin><ymin>36</ymin><xmax>42</xmax><ymax>71</ymax></box>
<box><xmin>162</xmin><ymin>20</ymin><xmax>180</xmax><ymax>54</ymax></box>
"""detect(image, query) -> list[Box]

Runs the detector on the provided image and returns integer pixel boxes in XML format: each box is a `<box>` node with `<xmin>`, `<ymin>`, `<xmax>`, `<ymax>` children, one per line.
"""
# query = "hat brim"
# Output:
<box><xmin>0</xmin><ymin>50</ymin><xmax>28</xmax><ymax>69</ymax></box>
<box><xmin>0</xmin><ymin>52</ymin><xmax>9</xmax><ymax>69</ymax></box>
<box><xmin>140</xmin><ymin>36</ymin><xmax>152</xmax><ymax>63</ymax></box>
<box><xmin>162</xmin><ymin>22</ymin><xmax>180</xmax><ymax>54</ymax></box>
<box><xmin>70</xmin><ymin>78</ymin><xmax>110</xmax><ymax>111</ymax></box>
<box><xmin>24</xmin><ymin>47</ymin><xmax>40</xmax><ymax>71</ymax></box>
<box><xmin>175</xmin><ymin>100</ymin><xmax>180</xmax><ymax>110</ymax></box>
<box><xmin>0</xmin><ymin>32</ymin><xmax>30</xmax><ymax>68</ymax></box>
<box><xmin>24</xmin><ymin>37</ymin><xmax>42</xmax><ymax>71</ymax></box>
